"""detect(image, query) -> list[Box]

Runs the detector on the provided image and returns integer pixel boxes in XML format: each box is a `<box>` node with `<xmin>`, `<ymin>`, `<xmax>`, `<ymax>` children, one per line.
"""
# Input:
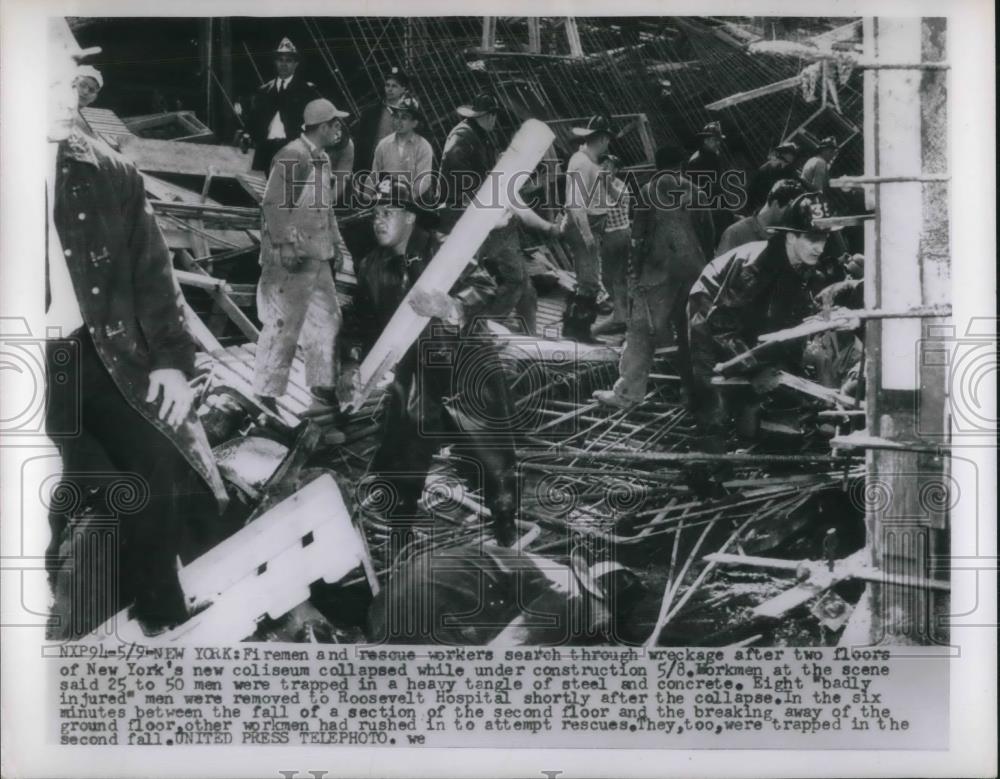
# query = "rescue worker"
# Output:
<box><xmin>687</xmin><ymin>192</ymin><xmax>846</xmax><ymax>454</ymax></box>
<box><xmin>73</xmin><ymin>64</ymin><xmax>102</xmax><ymax>109</ymax></box>
<box><xmin>341</xmin><ymin>180</ymin><xmax>519</xmax><ymax>548</ymax></box>
<box><xmin>254</xmin><ymin>98</ymin><xmax>351</xmax><ymax>413</ymax></box>
<box><xmin>686</xmin><ymin>120</ymin><xmax>732</xmax><ymax>236</ymax></box>
<box><xmin>354</xmin><ymin>66</ymin><xmax>411</xmax><ymax>173</ymax></box>
<box><xmin>45</xmin><ymin>40</ymin><xmax>227</xmax><ymax>636</ymax></box>
<box><xmin>370</xmin><ymin>94</ymin><xmax>435</xmax><ymax>253</ymax></box>
<box><xmin>563</xmin><ymin>115</ymin><xmax>615</xmax><ymax>342</ymax></box>
<box><xmin>592</xmin><ymin>153</ymin><xmax>632</xmax><ymax>336</ymax></box>
<box><xmin>241</xmin><ymin>38</ymin><xmax>322</xmax><ymax>173</ymax></box>
<box><xmin>371</xmin><ymin>95</ymin><xmax>434</xmax><ymax>199</ymax></box>
<box><xmin>716</xmin><ymin>177</ymin><xmax>806</xmax><ymax>255</ymax></box>
<box><xmin>439</xmin><ymin>93</ymin><xmax>561</xmax><ymax>335</ymax></box>
<box><xmin>802</xmin><ymin>136</ymin><xmax>838</xmax><ymax>194</ymax></box>
<box><xmin>748</xmin><ymin>140</ymin><xmax>799</xmax><ymax>210</ymax></box>
<box><xmin>592</xmin><ymin>146</ymin><xmax>714</xmax><ymax>410</ymax></box>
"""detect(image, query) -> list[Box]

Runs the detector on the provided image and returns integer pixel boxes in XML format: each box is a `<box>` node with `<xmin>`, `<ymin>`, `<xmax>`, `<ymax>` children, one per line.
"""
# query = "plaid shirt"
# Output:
<box><xmin>604</xmin><ymin>177</ymin><xmax>631</xmax><ymax>232</ymax></box>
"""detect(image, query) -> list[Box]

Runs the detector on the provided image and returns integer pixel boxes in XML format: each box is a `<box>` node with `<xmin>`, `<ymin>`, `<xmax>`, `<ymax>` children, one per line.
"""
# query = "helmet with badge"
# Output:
<box><xmin>769</xmin><ymin>192</ymin><xmax>843</xmax><ymax>234</ymax></box>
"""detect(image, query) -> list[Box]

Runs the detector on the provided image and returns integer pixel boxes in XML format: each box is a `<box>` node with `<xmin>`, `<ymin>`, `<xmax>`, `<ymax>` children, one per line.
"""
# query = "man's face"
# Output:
<box><xmin>373</xmin><ymin>206</ymin><xmax>413</xmax><ymax>247</ymax></box>
<box><xmin>275</xmin><ymin>55</ymin><xmax>297</xmax><ymax>79</ymax></box>
<box><xmin>384</xmin><ymin>78</ymin><xmax>406</xmax><ymax>103</ymax></box>
<box><xmin>475</xmin><ymin>112</ymin><xmax>497</xmax><ymax>133</ymax></box>
<box><xmin>593</xmin><ymin>134</ymin><xmax>611</xmax><ymax>156</ymax></box>
<box><xmin>779</xmin><ymin>150</ymin><xmax>795</xmax><ymax>164</ymax></box>
<box><xmin>703</xmin><ymin>136</ymin><xmax>721</xmax><ymax>154</ymax></box>
<box><xmin>319</xmin><ymin>119</ymin><xmax>343</xmax><ymax>147</ymax></box>
<box><xmin>786</xmin><ymin>231</ymin><xmax>828</xmax><ymax>267</ymax></box>
<box><xmin>74</xmin><ymin>77</ymin><xmax>100</xmax><ymax>108</ymax></box>
<box><xmin>391</xmin><ymin>111</ymin><xmax>419</xmax><ymax>135</ymax></box>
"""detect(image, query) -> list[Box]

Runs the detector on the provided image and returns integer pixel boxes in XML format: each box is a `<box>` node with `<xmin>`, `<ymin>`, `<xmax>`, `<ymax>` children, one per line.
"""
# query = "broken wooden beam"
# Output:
<box><xmin>705</xmin><ymin>76</ymin><xmax>801</xmax><ymax>111</ymax></box>
<box><xmin>830</xmin><ymin>432</ymin><xmax>950</xmax><ymax>456</ymax></box>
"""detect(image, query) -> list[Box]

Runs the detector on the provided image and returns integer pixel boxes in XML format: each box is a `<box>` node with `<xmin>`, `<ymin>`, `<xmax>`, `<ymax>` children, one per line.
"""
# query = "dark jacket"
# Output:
<box><xmin>748</xmin><ymin>158</ymin><xmax>799</xmax><ymax>210</ymax></box>
<box><xmin>248</xmin><ymin>75</ymin><xmax>322</xmax><ymax>171</ymax></box>
<box><xmin>348</xmin><ymin>245</ymin><xmax>497</xmax><ymax>355</ymax></box>
<box><xmin>687</xmin><ymin>238</ymin><xmax>817</xmax><ymax>367</ymax></box>
<box><xmin>630</xmin><ymin>172</ymin><xmax>714</xmax><ymax>289</ymax></box>
<box><xmin>52</xmin><ymin>130</ymin><xmax>227</xmax><ymax>508</ymax></box>
<box><xmin>438</xmin><ymin>119</ymin><xmax>497</xmax><ymax>232</ymax></box>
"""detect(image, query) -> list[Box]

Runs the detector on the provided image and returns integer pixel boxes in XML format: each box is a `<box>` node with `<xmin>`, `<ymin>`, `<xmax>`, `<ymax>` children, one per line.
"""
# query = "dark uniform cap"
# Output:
<box><xmin>457</xmin><ymin>93</ymin><xmax>501</xmax><ymax>118</ymax></box>
<box><xmin>572</xmin><ymin>114</ymin><xmax>615</xmax><ymax>138</ymax></box>
<box><xmin>696</xmin><ymin>121</ymin><xmax>726</xmax><ymax>139</ymax></box>
<box><xmin>385</xmin><ymin>66</ymin><xmax>411</xmax><ymax>88</ymax></box>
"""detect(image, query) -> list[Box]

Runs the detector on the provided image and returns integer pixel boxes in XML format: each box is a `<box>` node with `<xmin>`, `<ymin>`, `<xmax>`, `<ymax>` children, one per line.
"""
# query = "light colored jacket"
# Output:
<box><xmin>261</xmin><ymin>135</ymin><xmax>344</xmax><ymax>264</ymax></box>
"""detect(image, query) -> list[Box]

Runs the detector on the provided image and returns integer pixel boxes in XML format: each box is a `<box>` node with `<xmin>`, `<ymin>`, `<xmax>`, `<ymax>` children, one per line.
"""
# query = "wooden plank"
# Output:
<box><xmin>527</xmin><ymin>17</ymin><xmax>541</xmax><ymax>54</ymax></box>
<box><xmin>88</xmin><ymin>474</ymin><xmax>372</xmax><ymax>643</ymax></box>
<box><xmin>118</xmin><ymin>135</ymin><xmax>253</xmax><ymax>179</ymax></box>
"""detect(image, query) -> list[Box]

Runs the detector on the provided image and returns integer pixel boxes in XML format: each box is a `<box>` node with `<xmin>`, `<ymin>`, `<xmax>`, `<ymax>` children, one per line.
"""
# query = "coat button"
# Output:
<box><xmin>63</xmin><ymin>248</ymin><xmax>72</xmax><ymax>257</ymax></box>
<box><xmin>91</xmin><ymin>287</ymin><xmax>100</xmax><ymax>295</ymax></box>
<box><xmin>77</xmin><ymin>213</ymin><xmax>87</xmax><ymax>221</ymax></box>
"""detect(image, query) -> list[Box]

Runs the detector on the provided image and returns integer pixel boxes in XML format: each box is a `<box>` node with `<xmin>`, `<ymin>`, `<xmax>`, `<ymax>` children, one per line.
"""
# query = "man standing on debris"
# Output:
<box><xmin>686</xmin><ymin>120</ymin><xmax>733</xmax><ymax>236</ymax></box>
<box><xmin>593</xmin><ymin>146</ymin><xmax>714</xmax><ymax>410</ymax></box>
<box><xmin>686</xmin><ymin>192</ymin><xmax>847</xmax><ymax>453</ymax></box>
<box><xmin>801</xmin><ymin>136</ymin><xmax>838</xmax><ymax>194</ymax></box>
<box><xmin>716</xmin><ymin>178</ymin><xmax>806</xmax><ymax>255</ymax></box>
<box><xmin>592</xmin><ymin>154</ymin><xmax>632</xmax><ymax>336</ymax></box>
<box><xmin>748</xmin><ymin>140</ymin><xmax>799</xmax><ymax>210</ymax></box>
<box><xmin>562</xmin><ymin>115</ymin><xmax>615</xmax><ymax>343</ymax></box>
<box><xmin>242</xmin><ymin>38</ymin><xmax>322</xmax><ymax>173</ymax></box>
<box><xmin>438</xmin><ymin>93</ymin><xmax>562</xmax><ymax>335</ymax></box>
<box><xmin>341</xmin><ymin>180</ymin><xmax>519</xmax><ymax>547</ymax></box>
<box><xmin>45</xmin><ymin>36</ymin><xmax>228</xmax><ymax>636</ymax></box>
<box><xmin>371</xmin><ymin>95</ymin><xmax>435</xmax><ymax>199</ymax></box>
<box><xmin>354</xmin><ymin>66</ymin><xmax>411</xmax><ymax>173</ymax></box>
<box><xmin>254</xmin><ymin>98</ymin><xmax>351</xmax><ymax>414</ymax></box>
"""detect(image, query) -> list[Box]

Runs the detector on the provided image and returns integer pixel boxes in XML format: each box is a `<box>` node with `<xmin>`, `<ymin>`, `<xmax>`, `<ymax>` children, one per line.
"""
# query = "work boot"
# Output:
<box><xmin>491</xmin><ymin>513</ymin><xmax>519</xmax><ymax>548</ymax></box>
<box><xmin>592</xmin><ymin>319</ymin><xmax>627</xmax><ymax>336</ymax></box>
<box><xmin>561</xmin><ymin>294</ymin><xmax>601</xmax><ymax>344</ymax></box>
<box><xmin>592</xmin><ymin>389</ymin><xmax>638</xmax><ymax>411</ymax></box>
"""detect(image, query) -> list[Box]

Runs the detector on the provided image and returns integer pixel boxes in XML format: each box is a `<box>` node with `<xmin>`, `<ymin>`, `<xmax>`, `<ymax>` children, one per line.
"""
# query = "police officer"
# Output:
<box><xmin>242</xmin><ymin>38</ymin><xmax>322</xmax><ymax>172</ymax></box>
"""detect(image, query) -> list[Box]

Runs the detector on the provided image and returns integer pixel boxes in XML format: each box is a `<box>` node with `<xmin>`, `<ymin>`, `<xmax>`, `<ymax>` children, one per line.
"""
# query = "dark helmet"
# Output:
<box><xmin>770</xmin><ymin>192</ymin><xmax>842</xmax><ymax>234</ymax></box>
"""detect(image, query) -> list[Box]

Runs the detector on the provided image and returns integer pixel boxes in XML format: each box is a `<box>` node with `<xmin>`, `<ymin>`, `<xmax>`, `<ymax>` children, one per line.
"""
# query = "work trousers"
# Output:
<box><xmin>45</xmin><ymin>332</ymin><xmax>194</xmax><ymax>633</ymax></box>
<box><xmin>564</xmin><ymin>214</ymin><xmax>607</xmax><ymax>298</ymax></box>
<box><xmin>613</xmin><ymin>279</ymin><xmax>692</xmax><ymax>403</ymax></box>
<box><xmin>254</xmin><ymin>256</ymin><xmax>341</xmax><ymax>398</ymax></box>
<box><xmin>368</xmin><ymin>329</ymin><xmax>518</xmax><ymax>539</ymax></box>
<box><xmin>601</xmin><ymin>228</ymin><xmax>631</xmax><ymax>324</ymax></box>
<box><xmin>480</xmin><ymin>223</ymin><xmax>537</xmax><ymax>335</ymax></box>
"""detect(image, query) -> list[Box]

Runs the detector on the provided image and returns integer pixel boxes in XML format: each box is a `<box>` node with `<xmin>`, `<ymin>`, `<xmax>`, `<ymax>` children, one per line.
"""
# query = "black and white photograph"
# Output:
<box><xmin>0</xmin><ymin>1</ymin><xmax>995</xmax><ymax>776</ymax></box>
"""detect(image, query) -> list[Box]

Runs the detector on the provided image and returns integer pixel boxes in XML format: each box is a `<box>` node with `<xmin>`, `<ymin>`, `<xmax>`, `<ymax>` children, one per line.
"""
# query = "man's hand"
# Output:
<box><xmin>279</xmin><ymin>243</ymin><xmax>304</xmax><ymax>271</ymax></box>
<box><xmin>750</xmin><ymin>366</ymin><xmax>782</xmax><ymax>394</ymax></box>
<box><xmin>816</xmin><ymin>279</ymin><xmax>863</xmax><ymax>309</ymax></box>
<box><xmin>582</xmin><ymin>231</ymin><xmax>596</xmax><ymax>250</ymax></box>
<box><xmin>146</xmin><ymin>369</ymin><xmax>194</xmax><ymax>428</ymax></box>
<box><xmin>408</xmin><ymin>287</ymin><xmax>461</xmax><ymax>323</ymax></box>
